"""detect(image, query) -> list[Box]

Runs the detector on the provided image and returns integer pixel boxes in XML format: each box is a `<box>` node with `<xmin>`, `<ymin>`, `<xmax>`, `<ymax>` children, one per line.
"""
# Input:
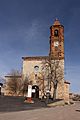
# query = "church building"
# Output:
<box><xmin>22</xmin><ymin>19</ymin><xmax>70</xmax><ymax>103</ymax></box>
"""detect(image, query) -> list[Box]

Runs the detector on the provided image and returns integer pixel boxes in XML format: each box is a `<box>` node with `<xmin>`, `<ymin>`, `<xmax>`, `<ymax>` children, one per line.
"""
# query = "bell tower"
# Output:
<box><xmin>49</xmin><ymin>19</ymin><xmax>64</xmax><ymax>59</ymax></box>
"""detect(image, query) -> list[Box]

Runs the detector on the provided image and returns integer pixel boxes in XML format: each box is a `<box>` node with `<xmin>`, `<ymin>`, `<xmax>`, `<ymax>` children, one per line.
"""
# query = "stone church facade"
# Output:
<box><xmin>22</xmin><ymin>19</ymin><xmax>70</xmax><ymax>103</ymax></box>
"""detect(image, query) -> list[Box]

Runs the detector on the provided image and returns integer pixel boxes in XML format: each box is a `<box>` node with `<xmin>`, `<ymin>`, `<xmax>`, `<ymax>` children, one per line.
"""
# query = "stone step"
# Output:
<box><xmin>47</xmin><ymin>100</ymin><xmax>65</xmax><ymax>107</ymax></box>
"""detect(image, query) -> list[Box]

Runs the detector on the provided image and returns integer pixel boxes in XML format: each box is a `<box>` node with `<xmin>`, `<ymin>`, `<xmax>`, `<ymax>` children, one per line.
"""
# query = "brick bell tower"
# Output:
<box><xmin>49</xmin><ymin>19</ymin><xmax>64</xmax><ymax>59</ymax></box>
<box><xmin>49</xmin><ymin>19</ymin><xmax>65</xmax><ymax>99</ymax></box>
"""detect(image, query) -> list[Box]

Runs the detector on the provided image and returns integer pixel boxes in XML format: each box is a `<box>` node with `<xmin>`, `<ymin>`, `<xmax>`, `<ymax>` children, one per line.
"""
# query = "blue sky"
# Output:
<box><xmin>0</xmin><ymin>0</ymin><xmax>80</xmax><ymax>93</ymax></box>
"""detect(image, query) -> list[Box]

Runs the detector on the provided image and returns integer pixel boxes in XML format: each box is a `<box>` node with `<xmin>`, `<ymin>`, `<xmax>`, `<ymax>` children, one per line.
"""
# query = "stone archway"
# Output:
<box><xmin>0</xmin><ymin>83</ymin><xmax>3</xmax><ymax>95</ymax></box>
<box><xmin>32</xmin><ymin>85</ymin><xmax>39</xmax><ymax>98</ymax></box>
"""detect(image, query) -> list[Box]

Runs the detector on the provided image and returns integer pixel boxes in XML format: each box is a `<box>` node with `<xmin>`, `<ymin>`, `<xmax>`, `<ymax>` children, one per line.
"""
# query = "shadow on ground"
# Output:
<box><xmin>0</xmin><ymin>96</ymin><xmax>47</xmax><ymax>113</ymax></box>
<box><xmin>0</xmin><ymin>96</ymin><xmax>66</xmax><ymax>113</ymax></box>
<box><xmin>75</xmin><ymin>110</ymin><xmax>80</xmax><ymax>112</ymax></box>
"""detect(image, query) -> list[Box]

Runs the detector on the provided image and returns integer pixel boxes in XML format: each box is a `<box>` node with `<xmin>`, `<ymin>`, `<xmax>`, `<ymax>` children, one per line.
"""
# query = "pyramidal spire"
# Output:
<box><xmin>53</xmin><ymin>18</ymin><xmax>61</xmax><ymax>25</ymax></box>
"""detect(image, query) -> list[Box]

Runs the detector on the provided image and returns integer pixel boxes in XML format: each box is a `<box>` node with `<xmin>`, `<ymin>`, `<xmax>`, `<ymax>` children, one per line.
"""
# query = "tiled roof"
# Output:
<box><xmin>22</xmin><ymin>56</ymin><xmax>49</xmax><ymax>60</ymax></box>
<box><xmin>64</xmin><ymin>80</ymin><xmax>70</xmax><ymax>84</ymax></box>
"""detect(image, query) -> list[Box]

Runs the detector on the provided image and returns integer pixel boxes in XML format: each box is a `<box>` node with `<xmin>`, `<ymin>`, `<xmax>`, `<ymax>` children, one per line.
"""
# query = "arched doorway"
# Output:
<box><xmin>0</xmin><ymin>83</ymin><xmax>3</xmax><ymax>95</ymax></box>
<box><xmin>32</xmin><ymin>85</ymin><xmax>39</xmax><ymax>98</ymax></box>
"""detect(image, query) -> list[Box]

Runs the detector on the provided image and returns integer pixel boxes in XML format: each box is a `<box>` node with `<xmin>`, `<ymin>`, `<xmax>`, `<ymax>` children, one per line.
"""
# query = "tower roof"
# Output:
<box><xmin>53</xmin><ymin>19</ymin><xmax>61</xmax><ymax>25</ymax></box>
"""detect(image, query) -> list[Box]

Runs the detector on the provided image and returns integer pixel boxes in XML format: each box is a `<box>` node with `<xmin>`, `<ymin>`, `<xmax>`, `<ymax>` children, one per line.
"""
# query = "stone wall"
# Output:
<box><xmin>64</xmin><ymin>81</ymin><xmax>70</xmax><ymax>103</ymax></box>
<box><xmin>22</xmin><ymin>59</ymin><xmax>42</xmax><ymax>78</ymax></box>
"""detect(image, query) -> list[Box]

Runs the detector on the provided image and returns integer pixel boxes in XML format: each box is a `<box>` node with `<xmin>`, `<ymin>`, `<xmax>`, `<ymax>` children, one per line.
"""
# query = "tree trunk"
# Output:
<box><xmin>53</xmin><ymin>82</ymin><xmax>58</xmax><ymax>100</ymax></box>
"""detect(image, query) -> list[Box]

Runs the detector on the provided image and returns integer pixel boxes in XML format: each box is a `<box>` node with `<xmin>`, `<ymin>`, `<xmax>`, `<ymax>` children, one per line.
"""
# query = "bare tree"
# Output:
<box><xmin>6</xmin><ymin>70</ymin><xmax>22</xmax><ymax>95</ymax></box>
<box><xmin>41</xmin><ymin>57</ymin><xmax>64</xmax><ymax>100</ymax></box>
<box><xmin>21</xmin><ymin>76</ymin><xmax>29</xmax><ymax>96</ymax></box>
<box><xmin>6</xmin><ymin>70</ymin><xmax>29</xmax><ymax>96</ymax></box>
<box><xmin>36</xmin><ymin>72</ymin><xmax>45</xmax><ymax>98</ymax></box>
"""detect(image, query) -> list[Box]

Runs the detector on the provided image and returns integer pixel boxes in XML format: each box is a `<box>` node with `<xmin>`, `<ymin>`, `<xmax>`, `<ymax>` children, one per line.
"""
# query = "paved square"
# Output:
<box><xmin>0</xmin><ymin>96</ymin><xmax>80</xmax><ymax>120</ymax></box>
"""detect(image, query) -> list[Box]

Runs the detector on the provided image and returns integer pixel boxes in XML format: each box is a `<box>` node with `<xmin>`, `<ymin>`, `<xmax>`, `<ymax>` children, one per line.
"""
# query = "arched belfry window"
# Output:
<box><xmin>54</xmin><ymin>29</ymin><xmax>58</xmax><ymax>36</ymax></box>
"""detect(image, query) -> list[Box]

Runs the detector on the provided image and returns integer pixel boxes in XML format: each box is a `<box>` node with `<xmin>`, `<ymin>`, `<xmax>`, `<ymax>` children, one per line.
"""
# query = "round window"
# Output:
<box><xmin>34</xmin><ymin>66</ymin><xmax>39</xmax><ymax>73</ymax></box>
